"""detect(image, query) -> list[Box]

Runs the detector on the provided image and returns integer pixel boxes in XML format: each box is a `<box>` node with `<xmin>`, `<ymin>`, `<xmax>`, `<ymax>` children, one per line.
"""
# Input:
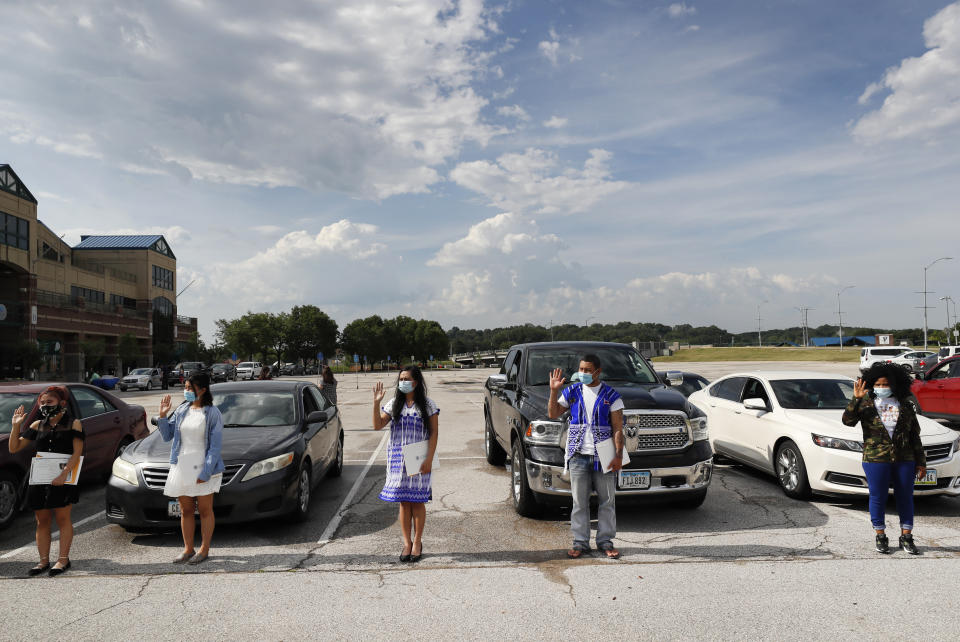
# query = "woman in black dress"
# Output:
<box><xmin>8</xmin><ymin>385</ymin><xmax>84</xmax><ymax>576</ymax></box>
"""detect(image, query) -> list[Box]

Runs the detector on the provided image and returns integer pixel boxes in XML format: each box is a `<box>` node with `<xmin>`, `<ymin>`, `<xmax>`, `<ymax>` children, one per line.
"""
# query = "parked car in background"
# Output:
<box><xmin>236</xmin><ymin>362</ymin><xmax>263</xmax><ymax>380</ymax></box>
<box><xmin>210</xmin><ymin>363</ymin><xmax>238</xmax><ymax>383</ymax></box>
<box><xmin>911</xmin><ymin>356</ymin><xmax>960</xmax><ymax>423</ymax></box>
<box><xmin>120</xmin><ymin>368</ymin><xmax>163</xmax><ymax>392</ymax></box>
<box><xmin>484</xmin><ymin>341</ymin><xmax>713</xmax><ymax>516</ymax></box>
<box><xmin>689</xmin><ymin>372</ymin><xmax>960</xmax><ymax>499</ymax></box>
<box><xmin>887</xmin><ymin>350</ymin><xmax>937</xmax><ymax>374</ymax></box>
<box><xmin>937</xmin><ymin>346</ymin><xmax>960</xmax><ymax>361</ymax></box>
<box><xmin>859</xmin><ymin>347</ymin><xmax>911</xmax><ymax>373</ymax></box>
<box><xmin>657</xmin><ymin>371</ymin><xmax>709</xmax><ymax>398</ymax></box>
<box><xmin>0</xmin><ymin>382</ymin><xmax>149</xmax><ymax>530</ymax></box>
<box><xmin>280</xmin><ymin>363</ymin><xmax>304</xmax><ymax>376</ymax></box>
<box><xmin>106</xmin><ymin>380</ymin><xmax>344</xmax><ymax>529</ymax></box>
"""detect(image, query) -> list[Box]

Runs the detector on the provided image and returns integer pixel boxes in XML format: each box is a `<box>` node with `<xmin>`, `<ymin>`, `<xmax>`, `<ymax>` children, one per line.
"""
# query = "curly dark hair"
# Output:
<box><xmin>860</xmin><ymin>362</ymin><xmax>914</xmax><ymax>401</ymax></box>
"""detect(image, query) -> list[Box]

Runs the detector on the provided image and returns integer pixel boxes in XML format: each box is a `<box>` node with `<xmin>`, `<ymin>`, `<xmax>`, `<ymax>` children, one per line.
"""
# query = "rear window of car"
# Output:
<box><xmin>709</xmin><ymin>377</ymin><xmax>747</xmax><ymax>401</ymax></box>
<box><xmin>872</xmin><ymin>348</ymin><xmax>907</xmax><ymax>356</ymax></box>
<box><xmin>0</xmin><ymin>393</ymin><xmax>37</xmax><ymax>434</ymax></box>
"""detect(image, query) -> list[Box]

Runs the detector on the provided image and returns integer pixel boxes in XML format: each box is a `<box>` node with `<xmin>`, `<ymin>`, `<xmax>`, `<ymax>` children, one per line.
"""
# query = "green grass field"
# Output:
<box><xmin>652</xmin><ymin>347</ymin><xmax>861</xmax><ymax>362</ymax></box>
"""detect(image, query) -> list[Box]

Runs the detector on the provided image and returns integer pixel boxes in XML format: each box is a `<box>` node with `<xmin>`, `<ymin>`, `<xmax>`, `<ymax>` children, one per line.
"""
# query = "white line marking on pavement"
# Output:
<box><xmin>1</xmin><ymin>510</ymin><xmax>105</xmax><ymax>559</ymax></box>
<box><xmin>317</xmin><ymin>432</ymin><xmax>388</xmax><ymax>546</ymax></box>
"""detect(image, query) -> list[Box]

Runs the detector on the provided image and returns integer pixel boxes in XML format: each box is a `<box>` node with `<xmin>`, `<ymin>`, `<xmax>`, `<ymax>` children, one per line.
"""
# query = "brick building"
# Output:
<box><xmin>0</xmin><ymin>164</ymin><xmax>197</xmax><ymax>380</ymax></box>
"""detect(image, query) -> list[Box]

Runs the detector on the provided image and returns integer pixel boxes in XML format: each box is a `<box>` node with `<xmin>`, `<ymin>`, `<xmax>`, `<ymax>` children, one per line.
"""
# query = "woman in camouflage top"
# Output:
<box><xmin>842</xmin><ymin>362</ymin><xmax>926</xmax><ymax>555</ymax></box>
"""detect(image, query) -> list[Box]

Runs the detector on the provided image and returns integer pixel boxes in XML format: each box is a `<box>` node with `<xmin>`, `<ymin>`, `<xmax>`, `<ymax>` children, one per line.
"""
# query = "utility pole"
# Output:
<box><xmin>757</xmin><ymin>300</ymin><xmax>767</xmax><ymax>348</ymax></box>
<box><xmin>837</xmin><ymin>286</ymin><xmax>855</xmax><ymax>351</ymax></box>
<box><xmin>795</xmin><ymin>306</ymin><xmax>813</xmax><ymax>347</ymax></box>
<box><xmin>920</xmin><ymin>257</ymin><xmax>952</xmax><ymax>350</ymax></box>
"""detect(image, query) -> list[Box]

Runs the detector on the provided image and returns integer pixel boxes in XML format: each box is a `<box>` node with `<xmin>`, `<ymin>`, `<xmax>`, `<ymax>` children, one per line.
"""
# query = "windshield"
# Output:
<box><xmin>525</xmin><ymin>346</ymin><xmax>658</xmax><ymax>386</ymax></box>
<box><xmin>770</xmin><ymin>379</ymin><xmax>854</xmax><ymax>409</ymax></box>
<box><xmin>130</xmin><ymin>368</ymin><xmax>152</xmax><ymax>375</ymax></box>
<box><xmin>214</xmin><ymin>391</ymin><xmax>296</xmax><ymax>427</ymax></box>
<box><xmin>212</xmin><ymin>364</ymin><xmax>230</xmax><ymax>371</ymax></box>
<box><xmin>237</xmin><ymin>362</ymin><xmax>253</xmax><ymax>368</ymax></box>
<box><xmin>0</xmin><ymin>393</ymin><xmax>37</xmax><ymax>434</ymax></box>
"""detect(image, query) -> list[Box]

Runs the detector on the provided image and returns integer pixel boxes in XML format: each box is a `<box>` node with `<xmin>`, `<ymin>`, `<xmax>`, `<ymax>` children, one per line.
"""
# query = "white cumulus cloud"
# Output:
<box><xmin>667</xmin><ymin>3</ymin><xmax>697</xmax><ymax>18</ymax></box>
<box><xmin>543</xmin><ymin>115</ymin><xmax>568</xmax><ymax>128</ymax></box>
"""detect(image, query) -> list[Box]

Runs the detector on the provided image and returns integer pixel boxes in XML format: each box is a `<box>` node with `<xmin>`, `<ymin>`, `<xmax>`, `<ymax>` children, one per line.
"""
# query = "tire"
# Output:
<box><xmin>146</xmin><ymin>381</ymin><xmax>153</xmax><ymax>391</ymax></box>
<box><xmin>119</xmin><ymin>385</ymin><xmax>127</xmax><ymax>392</ymax></box>
<box><xmin>510</xmin><ymin>440</ymin><xmax>540</xmax><ymax>517</ymax></box>
<box><xmin>0</xmin><ymin>470</ymin><xmax>22</xmax><ymax>530</ymax></box>
<box><xmin>328</xmin><ymin>433</ymin><xmax>344</xmax><ymax>478</ymax></box>
<box><xmin>484</xmin><ymin>409</ymin><xmax>506</xmax><ymax>466</ymax></box>
<box><xmin>289</xmin><ymin>463</ymin><xmax>312</xmax><ymax>522</ymax></box>
<box><xmin>775</xmin><ymin>440</ymin><xmax>811</xmax><ymax>499</ymax></box>
<box><xmin>676</xmin><ymin>488</ymin><xmax>708</xmax><ymax>509</ymax></box>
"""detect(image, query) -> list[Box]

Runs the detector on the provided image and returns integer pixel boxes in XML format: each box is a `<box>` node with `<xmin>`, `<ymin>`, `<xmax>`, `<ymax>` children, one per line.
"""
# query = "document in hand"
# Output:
<box><xmin>595</xmin><ymin>438</ymin><xmax>630</xmax><ymax>473</ymax></box>
<box><xmin>401</xmin><ymin>440</ymin><xmax>438</xmax><ymax>476</ymax></box>
<box><xmin>29</xmin><ymin>453</ymin><xmax>84</xmax><ymax>485</ymax></box>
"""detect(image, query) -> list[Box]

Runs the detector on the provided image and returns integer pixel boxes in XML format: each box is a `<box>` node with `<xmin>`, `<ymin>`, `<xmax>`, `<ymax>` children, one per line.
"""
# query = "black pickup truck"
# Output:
<box><xmin>483</xmin><ymin>341</ymin><xmax>713</xmax><ymax>516</ymax></box>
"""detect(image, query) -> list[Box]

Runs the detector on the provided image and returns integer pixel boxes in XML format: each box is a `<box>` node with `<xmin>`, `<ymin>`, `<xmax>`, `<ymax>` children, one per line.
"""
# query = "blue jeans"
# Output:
<box><xmin>862</xmin><ymin>461</ymin><xmax>916</xmax><ymax>531</ymax></box>
<box><xmin>569</xmin><ymin>453</ymin><xmax>617</xmax><ymax>549</ymax></box>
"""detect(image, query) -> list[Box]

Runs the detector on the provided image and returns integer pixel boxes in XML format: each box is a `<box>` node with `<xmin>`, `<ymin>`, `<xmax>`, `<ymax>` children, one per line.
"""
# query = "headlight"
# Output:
<box><xmin>689</xmin><ymin>417</ymin><xmax>708</xmax><ymax>442</ymax></box>
<box><xmin>525</xmin><ymin>420</ymin><xmax>564</xmax><ymax>446</ymax></box>
<box><xmin>241</xmin><ymin>452</ymin><xmax>295</xmax><ymax>482</ymax></box>
<box><xmin>112</xmin><ymin>458</ymin><xmax>138</xmax><ymax>486</ymax></box>
<box><xmin>812</xmin><ymin>434</ymin><xmax>863</xmax><ymax>452</ymax></box>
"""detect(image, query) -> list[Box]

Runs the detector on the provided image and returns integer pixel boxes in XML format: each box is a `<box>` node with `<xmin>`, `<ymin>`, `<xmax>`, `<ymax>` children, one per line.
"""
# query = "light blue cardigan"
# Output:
<box><xmin>157</xmin><ymin>402</ymin><xmax>225</xmax><ymax>482</ymax></box>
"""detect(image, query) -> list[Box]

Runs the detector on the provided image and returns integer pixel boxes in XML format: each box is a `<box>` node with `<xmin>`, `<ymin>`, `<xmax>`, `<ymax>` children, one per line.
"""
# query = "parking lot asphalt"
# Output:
<box><xmin>2</xmin><ymin>364</ymin><xmax>959</xmax><ymax>640</ymax></box>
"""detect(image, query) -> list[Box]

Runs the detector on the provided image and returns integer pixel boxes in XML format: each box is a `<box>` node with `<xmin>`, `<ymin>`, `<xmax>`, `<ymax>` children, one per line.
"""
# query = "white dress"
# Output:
<box><xmin>163</xmin><ymin>407</ymin><xmax>222</xmax><ymax>498</ymax></box>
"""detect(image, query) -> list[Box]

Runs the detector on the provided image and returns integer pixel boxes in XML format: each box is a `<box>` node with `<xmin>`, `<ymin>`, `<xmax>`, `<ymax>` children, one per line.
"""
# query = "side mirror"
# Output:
<box><xmin>305</xmin><ymin>410</ymin><xmax>328</xmax><ymax>425</ymax></box>
<box><xmin>664</xmin><ymin>370</ymin><xmax>684</xmax><ymax>386</ymax></box>
<box><xmin>743</xmin><ymin>398</ymin><xmax>768</xmax><ymax>412</ymax></box>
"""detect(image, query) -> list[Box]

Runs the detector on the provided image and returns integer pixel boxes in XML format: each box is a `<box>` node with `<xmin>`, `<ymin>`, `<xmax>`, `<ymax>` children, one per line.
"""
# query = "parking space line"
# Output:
<box><xmin>317</xmin><ymin>432</ymin><xmax>388</xmax><ymax>546</ymax></box>
<box><xmin>1</xmin><ymin>510</ymin><xmax>105</xmax><ymax>559</ymax></box>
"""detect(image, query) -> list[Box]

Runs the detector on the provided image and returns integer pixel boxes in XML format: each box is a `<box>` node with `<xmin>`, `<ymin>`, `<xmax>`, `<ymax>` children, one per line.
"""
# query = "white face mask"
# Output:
<box><xmin>874</xmin><ymin>386</ymin><xmax>893</xmax><ymax>399</ymax></box>
<box><xmin>398</xmin><ymin>380</ymin><xmax>415</xmax><ymax>394</ymax></box>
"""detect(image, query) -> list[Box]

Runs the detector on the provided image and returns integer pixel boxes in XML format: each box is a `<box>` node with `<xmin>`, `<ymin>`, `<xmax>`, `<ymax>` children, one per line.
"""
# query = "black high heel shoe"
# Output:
<box><xmin>399</xmin><ymin>545</ymin><xmax>412</xmax><ymax>563</ymax></box>
<box><xmin>48</xmin><ymin>558</ymin><xmax>71</xmax><ymax>577</ymax></box>
<box><xmin>410</xmin><ymin>544</ymin><xmax>423</xmax><ymax>563</ymax></box>
<box><xmin>27</xmin><ymin>560</ymin><xmax>50</xmax><ymax>577</ymax></box>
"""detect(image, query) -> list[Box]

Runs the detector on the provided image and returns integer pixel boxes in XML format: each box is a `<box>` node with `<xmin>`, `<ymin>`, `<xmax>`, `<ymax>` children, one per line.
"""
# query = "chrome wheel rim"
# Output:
<box><xmin>484</xmin><ymin>419</ymin><xmax>491</xmax><ymax>456</ymax></box>
<box><xmin>299</xmin><ymin>470</ymin><xmax>310</xmax><ymax>512</ymax></box>
<box><xmin>777</xmin><ymin>448</ymin><xmax>799</xmax><ymax>491</ymax></box>
<box><xmin>511</xmin><ymin>447</ymin><xmax>521</xmax><ymax>502</ymax></box>
<box><xmin>0</xmin><ymin>480</ymin><xmax>16</xmax><ymax>521</ymax></box>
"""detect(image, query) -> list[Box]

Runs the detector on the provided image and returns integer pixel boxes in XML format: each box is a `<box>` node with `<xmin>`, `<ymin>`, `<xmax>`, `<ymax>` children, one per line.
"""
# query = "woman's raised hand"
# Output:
<box><xmin>374</xmin><ymin>381</ymin><xmax>385</xmax><ymax>405</ymax></box>
<box><xmin>11</xmin><ymin>405</ymin><xmax>25</xmax><ymax>428</ymax></box>
<box><xmin>549</xmin><ymin>368</ymin><xmax>566</xmax><ymax>392</ymax></box>
<box><xmin>853</xmin><ymin>378</ymin><xmax>868</xmax><ymax>399</ymax></box>
<box><xmin>158</xmin><ymin>394</ymin><xmax>172</xmax><ymax>418</ymax></box>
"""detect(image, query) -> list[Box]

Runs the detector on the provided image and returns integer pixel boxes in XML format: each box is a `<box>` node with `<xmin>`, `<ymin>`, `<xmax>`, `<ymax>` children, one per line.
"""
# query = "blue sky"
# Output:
<box><xmin>3</xmin><ymin>0</ymin><xmax>960</xmax><ymax>341</ymax></box>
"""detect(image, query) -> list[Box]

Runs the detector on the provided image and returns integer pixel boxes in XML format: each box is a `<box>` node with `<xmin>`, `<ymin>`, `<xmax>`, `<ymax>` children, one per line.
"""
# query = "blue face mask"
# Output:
<box><xmin>874</xmin><ymin>387</ymin><xmax>892</xmax><ymax>398</ymax></box>
<box><xmin>184</xmin><ymin>390</ymin><xmax>197</xmax><ymax>403</ymax></box>
<box><xmin>398</xmin><ymin>381</ymin><xmax>415</xmax><ymax>394</ymax></box>
<box><xmin>579</xmin><ymin>372</ymin><xmax>594</xmax><ymax>386</ymax></box>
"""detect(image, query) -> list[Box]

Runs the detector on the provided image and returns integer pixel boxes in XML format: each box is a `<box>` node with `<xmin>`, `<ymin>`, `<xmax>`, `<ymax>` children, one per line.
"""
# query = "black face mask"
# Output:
<box><xmin>39</xmin><ymin>404</ymin><xmax>61</xmax><ymax>418</ymax></box>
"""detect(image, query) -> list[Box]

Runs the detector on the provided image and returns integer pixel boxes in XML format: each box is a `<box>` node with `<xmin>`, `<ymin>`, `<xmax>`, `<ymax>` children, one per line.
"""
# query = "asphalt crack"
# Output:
<box><xmin>56</xmin><ymin>575</ymin><xmax>157</xmax><ymax>629</ymax></box>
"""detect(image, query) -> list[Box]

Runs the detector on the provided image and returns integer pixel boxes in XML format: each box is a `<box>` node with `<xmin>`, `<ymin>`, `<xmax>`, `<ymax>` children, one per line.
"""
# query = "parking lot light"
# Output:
<box><xmin>923</xmin><ymin>257</ymin><xmax>952</xmax><ymax>350</ymax></box>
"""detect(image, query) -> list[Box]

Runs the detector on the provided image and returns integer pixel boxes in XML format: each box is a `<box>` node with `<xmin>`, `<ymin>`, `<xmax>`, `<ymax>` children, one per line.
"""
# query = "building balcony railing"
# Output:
<box><xmin>36</xmin><ymin>290</ymin><xmax>148</xmax><ymax>320</ymax></box>
<box><xmin>71</xmin><ymin>259</ymin><xmax>138</xmax><ymax>284</ymax></box>
<box><xmin>176</xmin><ymin>315</ymin><xmax>197</xmax><ymax>326</ymax></box>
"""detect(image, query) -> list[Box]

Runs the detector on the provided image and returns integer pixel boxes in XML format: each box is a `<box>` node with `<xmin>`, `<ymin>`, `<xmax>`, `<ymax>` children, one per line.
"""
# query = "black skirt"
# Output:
<box><xmin>27</xmin><ymin>483</ymin><xmax>80</xmax><ymax>510</ymax></box>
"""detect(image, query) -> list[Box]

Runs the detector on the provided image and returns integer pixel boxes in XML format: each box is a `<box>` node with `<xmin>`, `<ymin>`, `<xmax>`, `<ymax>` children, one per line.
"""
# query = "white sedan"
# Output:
<box><xmin>688</xmin><ymin>371</ymin><xmax>960</xmax><ymax>499</ymax></box>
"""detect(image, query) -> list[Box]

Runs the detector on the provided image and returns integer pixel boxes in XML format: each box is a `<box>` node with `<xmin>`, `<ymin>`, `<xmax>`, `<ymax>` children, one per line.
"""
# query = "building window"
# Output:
<box><xmin>0</xmin><ymin>211</ymin><xmax>29</xmax><ymax>251</ymax></box>
<box><xmin>41</xmin><ymin>241</ymin><xmax>63</xmax><ymax>262</ymax></box>
<box><xmin>71</xmin><ymin>285</ymin><xmax>105</xmax><ymax>304</ymax></box>
<box><xmin>152</xmin><ymin>265</ymin><xmax>174</xmax><ymax>290</ymax></box>
<box><xmin>153</xmin><ymin>296</ymin><xmax>173</xmax><ymax>317</ymax></box>
<box><xmin>110</xmin><ymin>294</ymin><xmax>137</xmax><ymax>309</ymax></box>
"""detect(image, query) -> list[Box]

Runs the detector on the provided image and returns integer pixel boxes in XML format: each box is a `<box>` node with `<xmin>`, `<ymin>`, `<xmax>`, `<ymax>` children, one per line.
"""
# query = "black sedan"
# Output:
<box><xmin>210</xmin><ymin>363</ymin><xmax>237</xmax><ymax>382</ymax></box>
<box><xmin>105</xmin><ymin>380</ymin><xmax>343</xmax><ymax>529</ymax></box>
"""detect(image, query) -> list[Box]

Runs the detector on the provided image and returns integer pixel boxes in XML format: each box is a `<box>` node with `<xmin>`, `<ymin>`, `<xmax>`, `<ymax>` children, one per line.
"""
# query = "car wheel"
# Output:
<box><xmin>484</xmin><ymin>409</ymin><xmax>506</xmax><ymax>466</ymax></box>
<box><xmin>775</xmin><ymin>440</ymin><xmax>811</xmax><ymax>499</ymax></box>
<box><xmin>290</xmin><ymin>463</ymin><xmax>312</xmax><ymax>522</ymax></box>
<box><xmin>0</xmin><ymin>470</ymin><xmax>22</xmax><ymax>529</ymax></box>
<box><xmin>146</xmin><ymin>381</ymin><xmax>152</xmax><ymax>391</ymax></box>
<box><xmin>119</xmin><ymin>385</ymin><xmax>127</xmax><ymax>392</ymax></box>
<box><xmin>676</xmin><ymin>488</ymin><xmax>708</xmax><ymax>509</ymax></box>
<box><xmin>510</xmin><ymin>439</ymin><xmax>540</xmax><ymax>517</ymax></box>
<box><xmin>328</xmin><ymin>433</ymin><xmax>344</xmax><ymax>478</ymax></box>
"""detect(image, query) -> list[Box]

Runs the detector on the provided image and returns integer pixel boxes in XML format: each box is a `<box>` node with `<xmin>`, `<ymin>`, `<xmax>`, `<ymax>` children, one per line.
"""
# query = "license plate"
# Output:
<box><xmin>915</xmin><ymin>469</ymin><xmax>937</xmax><ymax>486</ymax></box>
<box><xmin>167</xmin><ymin>501</ymin><xmax>200</xmax><ymax>517</ymax></box>
<box><xmin>618</xmin><ymin>470</ymin><xmax>651</xmax><ymax>490</ymax></box>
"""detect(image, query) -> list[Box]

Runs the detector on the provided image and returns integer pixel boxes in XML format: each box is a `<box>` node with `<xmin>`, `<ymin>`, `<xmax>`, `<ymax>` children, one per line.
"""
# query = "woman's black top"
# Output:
<box><xmin>22</xmin><ymin>415</ymin><xmax>85</xmax><ymax>510</ymax></box>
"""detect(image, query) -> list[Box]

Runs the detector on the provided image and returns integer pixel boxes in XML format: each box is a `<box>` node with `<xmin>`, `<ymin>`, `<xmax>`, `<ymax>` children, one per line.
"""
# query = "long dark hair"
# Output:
<box><xmin>391</xmin><ymin>365</ymin><xmax>429</xmax><ymax>430</ymax></box>
<box><xmin>37</xmin><ymin>385</ymin><xmax>73</xmax><ymax>428</ymax></box>
<box><xmin>187</xmin><ymin>373</ymin><xmax>214</xmax><ymax>407</ymax></box>
<box><xmin>322</xmin><ymin>365</ymin><xmax>337</xmax><ymax>385</ymax></box>
<box><xmin>861</xmin><ymin>362</ymin><xmax>914</xmax><ymax>401</ymax></box>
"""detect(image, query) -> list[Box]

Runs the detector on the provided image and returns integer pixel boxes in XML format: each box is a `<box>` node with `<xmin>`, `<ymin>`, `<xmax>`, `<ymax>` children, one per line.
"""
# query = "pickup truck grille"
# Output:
<box><xmin>140</xmin><ymin>463</ymin><xmax>245</xmax><ymax>488</ymax></box>
<box><xmin>635</xmin><ymin>432</ymin><xmax>690</xmax><ymax>450</ymax></box>
<box><xmin>628</xmin><ymin>414</ymin><xmax>686</xmax><ymax>429</ymax></box>
<box><xmin>623</xmin><ymin>411</ymin><xmax>690</xmax><ymax>452</ymax></box>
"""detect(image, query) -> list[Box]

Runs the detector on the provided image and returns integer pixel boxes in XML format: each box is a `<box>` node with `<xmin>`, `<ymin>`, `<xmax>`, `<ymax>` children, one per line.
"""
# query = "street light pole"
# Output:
<box><xmin>757</xmin><ymin>301</ymin><xmax>767</xmax><ymax>348</ymax></box>
<box><xmin>837</xmin><ymin>286</ymin><xmax>855</xmax><ymax>351</ymax></box>
<box><xmin>922</xmin><ymin>257</ymin><xmax>952</xmax><ymax>350</ymax></box>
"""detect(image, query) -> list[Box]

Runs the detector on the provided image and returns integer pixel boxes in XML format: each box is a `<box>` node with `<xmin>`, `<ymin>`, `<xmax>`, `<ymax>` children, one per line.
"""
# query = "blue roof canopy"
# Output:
<box><xmin>810</xmin><ymin>336</ymin><xmax>875</xmax><ymax>347</ymax></box>
<box><xmin>73</xmin><ymin>235</ymin><xmax>176</xmax><ymax>259</ymax></box>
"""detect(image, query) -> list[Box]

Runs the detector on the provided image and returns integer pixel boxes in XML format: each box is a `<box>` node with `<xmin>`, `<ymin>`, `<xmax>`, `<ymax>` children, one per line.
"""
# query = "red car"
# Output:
<box><xmin>0</xmin><ymin>382</ymin><xmax>149</xmax><ymax>529</ymax></box>
<box><xmin>911</xmin><ymin>356</ymin><xmax>960</xmax><ymax>422</ymax></box>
